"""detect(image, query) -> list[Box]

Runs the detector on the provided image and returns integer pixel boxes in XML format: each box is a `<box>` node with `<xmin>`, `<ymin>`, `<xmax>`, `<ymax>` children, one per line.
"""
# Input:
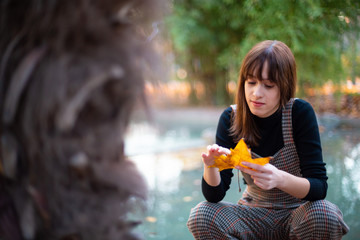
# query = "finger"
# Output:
<box><xmin>207</xmin><ymin>144</ymin><xmax>218</xmax><ymax>153</ymax></box>
<box><xmin>218</xmin><ymin>146</ymin><xmax>231</xmax><ymax>155</ymax></box>
<box><xmin>254</xmin><ymin>178</ymin><xmax>273</xmax><ymax>190</ymax></box>
<box><xmin>236</xmin><ymin>165</ymin><xmax>259</xmax><ymax>176</ymax></box>
<box><xmin>241</xmin><ymin>162</ymin><xmax>261</xmax><ymax>170</ymax></box>
<box><xmin>263</xmin><ymin>163</ymin><xmax>273</xmax><ymax>170</ymax></box>
<box><xmin>253</xmin><ymin>178</ymin><xmax>265</xmax><ymax>189</ymax></box>
<box><xmin>221</xmin><ymin>147</ymin><xmax>231</xmax><ymax>155</ymax></box>
<box><xmin>236</xmin><ymin>164</ymin><xmax>259</xmax><ymax>175</ymax></box>
<box><xmin>242</xmin><ymin>162</ymin><xmax>272</xmax><ymax>174</ymax></box>
<box><xmin>238</xmin><ymin>165</ymin><xmax>269</xmax><ymax>180</ymax></box>
<box><xmin>212</xmin><ymin>144</ymin><xmax>219</xmax><ymax>152</ymax></box>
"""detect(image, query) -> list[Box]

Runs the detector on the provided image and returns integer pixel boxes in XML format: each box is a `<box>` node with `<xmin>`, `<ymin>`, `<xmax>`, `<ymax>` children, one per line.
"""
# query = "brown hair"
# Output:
<box><xmin>230</xmin><ymin>40</ymin><xmax>297</xmax><ymax>146</ymax></box>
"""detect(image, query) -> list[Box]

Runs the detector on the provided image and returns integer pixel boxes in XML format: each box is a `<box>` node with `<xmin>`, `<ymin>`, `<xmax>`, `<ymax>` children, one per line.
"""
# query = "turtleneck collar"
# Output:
<box><xmin>251</xmin><ymin>108</ymin><xmax>282</xmax><ymax>129</ymax></box>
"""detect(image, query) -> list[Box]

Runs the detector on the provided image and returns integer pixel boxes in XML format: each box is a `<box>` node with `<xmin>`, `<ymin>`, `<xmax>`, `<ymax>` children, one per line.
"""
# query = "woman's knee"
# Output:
<box><xmin>305</xmin><ymin>200</ymin><xmax>344</xmax><ymax>226</ymax></box>
<box><xmin>187</xmin><ymin>201</ymin><xmax>215</xmax><ymax>231</ymax></box>
<box><xmin>187</xmin><ymin>201</ymin><xmax>233</xmax><ymax>237</ymax></box>
<box><xmin>290</xmin><ymin>200</ymin><xmax>349</xmax><ymax>239</ymax></box>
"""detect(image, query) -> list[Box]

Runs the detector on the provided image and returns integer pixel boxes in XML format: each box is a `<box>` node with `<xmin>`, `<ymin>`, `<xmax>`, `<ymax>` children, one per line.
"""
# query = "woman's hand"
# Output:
<box><xmin>202</xmin><ymin>144</ymin><xmax>231</xmax><ymax>167</ymax></box>
<box><xmin>202</xmin><ymin>144</ymin><xmax>230</xmax><ymax>187</ymax></box>
<box><xmin>236</xmin><ymin>162</ymin><xmax>284</xmax><ymax>190</ymax></box>
<box><xmin>236</xmin><ymin>162</ymin><xmax>310</xmax><ymax>198</ymax></box>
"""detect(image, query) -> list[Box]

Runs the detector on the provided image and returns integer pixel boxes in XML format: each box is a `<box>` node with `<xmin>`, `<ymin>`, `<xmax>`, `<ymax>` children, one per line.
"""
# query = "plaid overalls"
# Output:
<box><xmin>187</xmin><ymin>99</ymin><xmax>349</xmax><ymax>239</ymax></box>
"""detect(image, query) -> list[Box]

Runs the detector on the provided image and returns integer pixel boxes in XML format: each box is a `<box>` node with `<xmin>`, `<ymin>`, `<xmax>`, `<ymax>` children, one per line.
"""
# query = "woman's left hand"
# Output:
<box><xmin>236</xmin><ymin>162</ymin><xmax>284</xmax><ymax>190</ymax></box>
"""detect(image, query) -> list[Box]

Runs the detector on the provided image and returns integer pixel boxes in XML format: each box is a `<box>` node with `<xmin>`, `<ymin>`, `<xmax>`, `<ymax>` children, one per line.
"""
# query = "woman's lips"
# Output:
<box><xmin>251</xmin><ymin>100</ymin><xmax>265</xmax><ymax>107</ymax></box>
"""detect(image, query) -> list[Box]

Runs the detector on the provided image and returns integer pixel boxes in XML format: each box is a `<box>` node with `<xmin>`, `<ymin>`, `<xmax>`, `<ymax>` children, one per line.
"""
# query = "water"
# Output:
<box><xmin>126</xmin><ymin>108</ymin><xmax>360</xmax><ymax>240</ymax></box>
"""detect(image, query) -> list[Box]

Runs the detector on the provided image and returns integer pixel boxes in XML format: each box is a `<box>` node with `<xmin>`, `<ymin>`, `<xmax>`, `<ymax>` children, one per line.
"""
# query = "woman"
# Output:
<box><xmin>187</xmin><ymin>40</ymin><xmax>349</xmax><ymax>239</ymax></box>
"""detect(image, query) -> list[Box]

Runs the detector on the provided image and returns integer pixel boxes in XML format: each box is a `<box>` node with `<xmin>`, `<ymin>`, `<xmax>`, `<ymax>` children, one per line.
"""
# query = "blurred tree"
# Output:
<box><xmin>167</xmin><ymin>0</ymin><xmax>360</xmax><ymax>104</ymax></box>
<box><xmin>167</xmin><ymin>0</ymin><xmax>247</xmax><ymax>105</ymax></box>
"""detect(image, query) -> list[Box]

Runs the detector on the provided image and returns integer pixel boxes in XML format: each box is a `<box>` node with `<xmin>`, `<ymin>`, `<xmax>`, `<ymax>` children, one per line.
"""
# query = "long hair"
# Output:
<box><xmin>230</xmin><ymin>40</ymin><xmax>297</xmax><ymax>146</ymax></box>
<box><xmin>0</xmin><ymin>1</ymin><xmax>165</xmax><ymax>239</ymax></box>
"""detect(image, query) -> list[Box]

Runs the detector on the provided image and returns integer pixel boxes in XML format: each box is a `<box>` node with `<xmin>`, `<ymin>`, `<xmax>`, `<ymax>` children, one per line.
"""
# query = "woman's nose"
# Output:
<box><xmin>253</xmin><ymin>84</ymin><xmax>263</xmax><ymax>98</ymax></box>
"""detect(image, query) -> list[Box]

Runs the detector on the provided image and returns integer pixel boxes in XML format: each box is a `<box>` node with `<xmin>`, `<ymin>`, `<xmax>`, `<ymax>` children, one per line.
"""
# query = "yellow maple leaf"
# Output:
<box><xmin>208</xmin><ymin>139</ymin><xmax>271</xmax><ymax>171</ymax></box>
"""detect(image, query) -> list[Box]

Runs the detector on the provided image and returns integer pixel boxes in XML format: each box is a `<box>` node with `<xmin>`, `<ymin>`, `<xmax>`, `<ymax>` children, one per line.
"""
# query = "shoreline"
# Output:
<box><xmin>148</xmin><ymin>106</ymin><xmax>360</xmax><ymax>129</ymax></box>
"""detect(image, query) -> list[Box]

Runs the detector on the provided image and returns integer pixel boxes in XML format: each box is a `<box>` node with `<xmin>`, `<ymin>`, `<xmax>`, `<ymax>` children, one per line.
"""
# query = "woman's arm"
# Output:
<box><xmin>201</xmin><ymin>107</ymin><xmax>236</xmax><ymax>203</ymax></box>
<box><xmin>292</xmin><ymin>99</ymin><xmax>328</xmax><ymax>200</ymax></box>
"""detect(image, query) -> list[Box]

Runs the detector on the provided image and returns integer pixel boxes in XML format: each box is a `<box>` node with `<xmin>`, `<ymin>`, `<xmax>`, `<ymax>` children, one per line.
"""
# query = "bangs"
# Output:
<box><xmin>243</xmin><ymin>52</ymin><xmax>279</xmax><ymax>85</ymax></box>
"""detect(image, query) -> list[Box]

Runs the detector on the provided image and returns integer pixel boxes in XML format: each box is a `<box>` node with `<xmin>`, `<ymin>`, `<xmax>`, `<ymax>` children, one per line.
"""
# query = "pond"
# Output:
<box><xmin>125</xmin><ymin>108</ymin><xmax>360</xmax><ymax>240</ymax></box>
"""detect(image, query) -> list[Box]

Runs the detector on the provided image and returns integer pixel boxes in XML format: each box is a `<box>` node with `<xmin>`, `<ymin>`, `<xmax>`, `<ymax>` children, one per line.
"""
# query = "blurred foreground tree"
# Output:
<box><xmin>0</xmin><ymin>0</ymin><xmax>165</xmax><ymax>239</ymax></box>
<box><xmin>167</xmin><ymin>0</ymin><xmax>360</xmax><ymax>105</ymax></box>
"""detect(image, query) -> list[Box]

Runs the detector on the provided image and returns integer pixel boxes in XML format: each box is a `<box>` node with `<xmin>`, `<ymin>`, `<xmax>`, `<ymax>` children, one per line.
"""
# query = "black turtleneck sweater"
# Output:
<box><xmin>202</xmin><ymin>99</ymin><xmax>328</xmax><ymax>203</ymax></box>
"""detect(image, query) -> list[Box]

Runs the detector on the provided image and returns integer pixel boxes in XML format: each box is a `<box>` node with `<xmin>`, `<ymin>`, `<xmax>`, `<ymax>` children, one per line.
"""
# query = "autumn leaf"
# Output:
<box><xmin>208</xmin><ymin>139</ymin><xmax>271</xmax><ymax>171</ymax></box>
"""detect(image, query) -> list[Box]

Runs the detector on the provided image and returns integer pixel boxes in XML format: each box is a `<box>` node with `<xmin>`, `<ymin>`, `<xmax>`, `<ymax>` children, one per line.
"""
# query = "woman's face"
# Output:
<box><xmin>244</xmin><ymin>61</ymin><xmax>280</xmax><ymax>118</ymax></box>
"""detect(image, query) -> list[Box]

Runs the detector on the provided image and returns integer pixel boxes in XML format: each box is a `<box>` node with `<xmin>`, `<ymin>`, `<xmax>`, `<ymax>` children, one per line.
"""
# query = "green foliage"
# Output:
<box><xmin>167</xmin><ymin>0</ymin><xmax>360</xmax><ymax>105</ymax></box>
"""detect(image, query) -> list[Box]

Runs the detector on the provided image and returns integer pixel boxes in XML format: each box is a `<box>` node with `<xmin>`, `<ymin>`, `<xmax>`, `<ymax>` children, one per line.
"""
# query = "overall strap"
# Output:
<box><xmin>282</xmin><ymin>98</ymin><xmax>296</xmax><ymax>145</ymax></box>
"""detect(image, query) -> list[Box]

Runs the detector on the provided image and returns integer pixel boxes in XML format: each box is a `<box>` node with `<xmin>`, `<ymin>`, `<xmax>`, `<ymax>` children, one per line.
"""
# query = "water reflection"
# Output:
<box><xmin>345</xmin><ymin>143</ymin><xmax>360</xmax><ymax>193</ymax></box>
<box><xmin>126</xmin><ymin>122</ymin><xmax>208</xmax><ymax>156</ymax></box>
<box><xmin>321</xmin><ymin>131</ymin><xmax>360</xmax><ymax>240</ymax></box>
<box><xmin>132</xmin><ymin>154</ymin><xmax>184</xmax><ymax>193</ymax></box>
<box><xmin>126</xmin><ymin>113</ymin><xmax>360</xmax><ymax>240</ymax></box>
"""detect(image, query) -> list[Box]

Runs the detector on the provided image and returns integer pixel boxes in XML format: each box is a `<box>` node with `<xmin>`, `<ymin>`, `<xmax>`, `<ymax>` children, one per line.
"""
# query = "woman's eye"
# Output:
<box><xmin>265</xmin><ymin>84</ymin><xmax>274</xmax><ymax>88</ymax></box>
<box><xmin>247</xmin><ymin>81</ymin><xmax>256</xmax><ymax>85</ymax></box>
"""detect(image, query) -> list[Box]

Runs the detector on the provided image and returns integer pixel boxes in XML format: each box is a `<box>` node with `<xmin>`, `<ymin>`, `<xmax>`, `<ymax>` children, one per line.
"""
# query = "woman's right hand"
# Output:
<box><xmin>202</xmin><ymin>144</ymin><xmax>231</xmax><ymax>167</ymax></box>
<box><xmin>202</xmin><ymin>144</ymin><xmax>230</xmax><ymax>186</ymax></box>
